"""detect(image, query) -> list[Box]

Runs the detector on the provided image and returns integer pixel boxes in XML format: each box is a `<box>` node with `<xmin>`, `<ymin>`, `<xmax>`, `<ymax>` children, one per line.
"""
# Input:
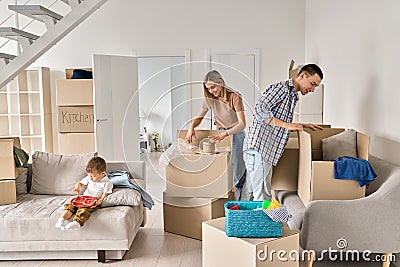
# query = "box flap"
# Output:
<box><xmin>304</xmin><ymin>128</ymin><xmax>344</xmax><ymax>160</ymax></box>
<box><xmin>297</xmin><ymin>131</ymin><xmax>312</xmax><ymax>205</ymax></box>
<box><xmin>357</xmin><ymin>132</ymin><xmax>370</xmax><ymax>160</ymax></box>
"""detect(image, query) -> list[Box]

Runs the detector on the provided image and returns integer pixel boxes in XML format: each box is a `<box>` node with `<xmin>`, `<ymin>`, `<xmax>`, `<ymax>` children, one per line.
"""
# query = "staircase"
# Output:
<box><xmin>0</xmin><ymin>0</ymin><xmax>108</xmax><ymax>89</ymax></box>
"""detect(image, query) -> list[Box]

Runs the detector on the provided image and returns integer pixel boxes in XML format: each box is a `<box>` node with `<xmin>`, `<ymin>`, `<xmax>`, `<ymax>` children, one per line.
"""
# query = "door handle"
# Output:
<box><xmin>96</xmin><ymin>119</ymin><xmax>108</xmax><ymax>122</ymax></box>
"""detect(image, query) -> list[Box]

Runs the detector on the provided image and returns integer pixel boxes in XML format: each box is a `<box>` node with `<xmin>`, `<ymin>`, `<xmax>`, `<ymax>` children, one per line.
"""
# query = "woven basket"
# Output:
<box><xmin>224</xmin><ymin>201</ymin><xmax>282</xmax><ymax>238</ymax></box>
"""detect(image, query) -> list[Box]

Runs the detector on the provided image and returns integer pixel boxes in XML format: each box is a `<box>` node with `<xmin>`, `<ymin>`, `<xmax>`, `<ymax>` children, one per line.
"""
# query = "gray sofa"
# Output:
<box><xmin>276</xmin><ymin>155</ymin><xmax>400</xmax><ymax>255</ymax></box>
<box><xmin>0</xmin><ymin>161</ymin><xmax>147</xmax><ymax>262</ymax></box>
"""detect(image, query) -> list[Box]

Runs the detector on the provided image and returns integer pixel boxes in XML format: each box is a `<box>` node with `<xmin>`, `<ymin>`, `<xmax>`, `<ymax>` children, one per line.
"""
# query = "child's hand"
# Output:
<box><xmin>72</xmin><ymin>188</ymin><xmax>80</xmax><ymax>195</ymax></box>
<box><xmin>96</xmin><ymin>199</ymin><xmax>103</xmax><ymax>206</ymax></box>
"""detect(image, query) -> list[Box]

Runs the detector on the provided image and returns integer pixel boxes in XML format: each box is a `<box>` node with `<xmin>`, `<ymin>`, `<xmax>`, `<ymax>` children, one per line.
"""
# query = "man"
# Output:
<box><xmin>241</xmin><ymin>64</ymin><xmax>324</xmax><ymax>201</ymax></box>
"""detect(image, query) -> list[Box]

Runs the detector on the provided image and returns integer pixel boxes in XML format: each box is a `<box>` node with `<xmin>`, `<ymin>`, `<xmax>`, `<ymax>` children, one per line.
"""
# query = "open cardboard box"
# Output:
<box><xmin>165</xmin><ymin>130</ymin><xmax>234</xmax><ymax>198</ymax></box>
<box><xmin>202</xmin><ymin>217</ymin><xmax>299</xmax><ymax>267</ymax></box>
<box><xmin>297</xmin><ymin>128</ymin><xmax>369</xmax><ymax>206</ymax></box>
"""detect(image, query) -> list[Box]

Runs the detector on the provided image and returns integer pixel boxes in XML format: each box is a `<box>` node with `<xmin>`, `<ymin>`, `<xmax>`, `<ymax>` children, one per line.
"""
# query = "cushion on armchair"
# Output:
<box><xmin>322</xmin><ymin>129</ymin><xmax>357</xmax><ymax>161</ymax></box>
<box><xmin>30</xmin><ymin>151</ymin><xmax>96</xmax><ymax>195</ymax></box>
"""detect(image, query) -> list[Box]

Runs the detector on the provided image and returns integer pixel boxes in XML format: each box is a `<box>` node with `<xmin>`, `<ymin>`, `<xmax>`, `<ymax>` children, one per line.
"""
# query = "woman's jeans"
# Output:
<box><xmin>218</xmin><ymin>128</ymin><xmax>246</xmax><ymax>200</ymax></box>
<box><xmin>241</xmin><ymin>148</ymin><xmax>273</xmax><ymax>201</ymax></box>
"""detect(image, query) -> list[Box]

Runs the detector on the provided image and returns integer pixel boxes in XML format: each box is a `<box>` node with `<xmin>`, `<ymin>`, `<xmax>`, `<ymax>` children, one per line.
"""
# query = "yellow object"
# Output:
<box><xmin>267</xmin><ymin>199</ymin><xmax>281</xmax><ymax>210</ymax></box>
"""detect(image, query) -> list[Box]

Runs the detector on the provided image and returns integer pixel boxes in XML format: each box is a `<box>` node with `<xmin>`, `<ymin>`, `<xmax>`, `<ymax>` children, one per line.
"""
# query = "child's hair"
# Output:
<box><xmin>86</xmin><ymin>156</ymin><xmax>106</xmax><ymax>173</ymax></box>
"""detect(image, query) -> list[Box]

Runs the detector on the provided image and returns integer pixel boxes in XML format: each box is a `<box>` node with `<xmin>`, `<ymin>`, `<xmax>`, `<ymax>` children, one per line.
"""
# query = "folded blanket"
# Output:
<box><xmin>107</xmin><ymin>170</ymin><xmax>154</xmax><ymax>210</ymax></box>
<box><xmin>334</xmin><ymin>156</ymin><xmax>377</xmax><ymax>186</ymax></box>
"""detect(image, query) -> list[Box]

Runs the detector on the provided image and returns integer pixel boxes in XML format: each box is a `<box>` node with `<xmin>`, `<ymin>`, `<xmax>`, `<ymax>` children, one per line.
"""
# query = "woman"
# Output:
<box><xmin>186</xmin><ymin>70</ymin><xmax>246</xmax><ymax>200</ymax></box>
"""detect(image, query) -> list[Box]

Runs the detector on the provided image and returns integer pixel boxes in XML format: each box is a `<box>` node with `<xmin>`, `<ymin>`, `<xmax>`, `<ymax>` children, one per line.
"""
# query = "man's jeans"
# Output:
<box><xmin>241</xmin><ymin>149</ymin><xmax>272</xmax><ymax>201</ymax></box>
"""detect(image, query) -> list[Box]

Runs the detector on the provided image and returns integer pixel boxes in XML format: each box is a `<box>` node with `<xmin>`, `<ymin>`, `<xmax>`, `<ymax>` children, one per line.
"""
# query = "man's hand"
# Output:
<box><xmin>209</xmin><ymin>131</ymin><xmax>228</xmax><ymax>143</ymax></box>
<box><xmin>301</xmin><ymin>123</ymin><xmax>323</xmax><ymax>130</ymax></box>
<box><xmin>286</xmin><ymin>122</ymin><xmax>304</xmax><ymax>131</ymax></box>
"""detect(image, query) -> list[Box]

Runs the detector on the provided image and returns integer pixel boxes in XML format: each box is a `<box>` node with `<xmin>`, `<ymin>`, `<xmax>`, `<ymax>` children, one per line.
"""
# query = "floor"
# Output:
<box><xmin>0</xmin><ymin>152</ymin><xmax>396</xmax><ymax>267</ymax></box>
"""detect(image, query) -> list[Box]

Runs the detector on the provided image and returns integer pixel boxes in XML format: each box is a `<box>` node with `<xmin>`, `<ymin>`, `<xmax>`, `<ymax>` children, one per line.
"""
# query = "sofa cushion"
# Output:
<box><xmin>30</xmin><ymin>151</ymin><xmax>96</xmax><ymax>195</ymax></box>
<box><xmin>321</xmin><ymin>129</ymin><xmax>357</xmax><ymax>161</ymax></box>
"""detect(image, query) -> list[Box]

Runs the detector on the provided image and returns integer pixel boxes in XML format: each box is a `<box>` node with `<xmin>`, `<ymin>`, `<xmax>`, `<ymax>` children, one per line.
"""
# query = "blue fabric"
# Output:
<box><xmin>218</xmin><ymin>127</ymin><xmax>246</xmax><ymax>200</ymax></box>
<box><xmin>107</xmin><ymin>170</ymin><xmax>154</xmax><ymax>209</ymax></box>
<box><xmin>333</xmin><ymin>157</ymin><xmax>377</xmax><ymax>187</ymax></box>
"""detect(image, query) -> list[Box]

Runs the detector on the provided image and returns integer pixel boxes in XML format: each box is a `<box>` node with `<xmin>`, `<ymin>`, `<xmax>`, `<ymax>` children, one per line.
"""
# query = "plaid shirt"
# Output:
<box><xmin>244</xmin><ymin>79</ymin><xmax>299</xmax><ymax>166</ymax></box>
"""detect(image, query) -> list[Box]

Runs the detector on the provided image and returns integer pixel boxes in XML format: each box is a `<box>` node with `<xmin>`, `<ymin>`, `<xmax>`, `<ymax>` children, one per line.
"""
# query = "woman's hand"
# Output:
<box><xmin>209</xmin><ymin>131</ymin><xmax>229</xmax><ymax>143</ymax></box>
<box><xmin>186</xmin><ymin>127</ymin><xmax>196</xmax><ymax>143</ymax></box>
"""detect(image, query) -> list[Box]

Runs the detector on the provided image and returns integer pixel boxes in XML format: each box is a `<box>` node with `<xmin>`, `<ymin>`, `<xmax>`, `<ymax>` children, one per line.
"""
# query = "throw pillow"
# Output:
<box><xmin>30</xmin><ymin>151</ymin><xmax>96</xmax><ymax>195</ymax></box>
<box><xmin>322</xmin><ymin>129</ymin><xmax>357</xmax><ymax>161</ymax></box>
<box><xmin>15</xmin><ymin>168</ymin><xmax>28</xmax><ymax>195</ymax></box>
<box><xmin>101</xmin><ymin>188</ymin><xmax>141</xmax><ymax>207</ymax></box>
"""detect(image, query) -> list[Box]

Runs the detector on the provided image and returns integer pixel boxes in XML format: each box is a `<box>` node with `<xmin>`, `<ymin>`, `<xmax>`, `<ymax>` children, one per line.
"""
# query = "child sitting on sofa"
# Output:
<box><xmin>55</xmin><ymin>156</ymin><xmax>113</xmax><ymax>230</ymax></box>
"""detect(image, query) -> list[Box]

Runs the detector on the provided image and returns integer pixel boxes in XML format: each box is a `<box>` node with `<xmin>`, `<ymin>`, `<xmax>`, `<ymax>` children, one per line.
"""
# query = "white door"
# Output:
<box><xmin>209</xmin><ymin>51</ymin><xmax>259</xmax><ymax>131</ymax></box>
<box><xmin>93</xmin><ymin>54</ymin><xmax>140</xmax><ymax>162</ymax></box>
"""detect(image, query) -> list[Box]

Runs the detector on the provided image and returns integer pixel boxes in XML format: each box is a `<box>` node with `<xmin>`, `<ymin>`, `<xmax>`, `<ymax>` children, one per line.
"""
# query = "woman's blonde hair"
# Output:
<box><xmin>203</xmin><ymin>70</ymin><xmax>238</xmax><ymax>103</ymax></box>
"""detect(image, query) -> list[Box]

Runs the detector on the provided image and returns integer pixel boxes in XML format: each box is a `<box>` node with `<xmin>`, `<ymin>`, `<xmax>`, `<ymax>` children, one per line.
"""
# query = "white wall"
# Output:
<box><xmin>305</xmin><ymin>0</ymin><xmax>400</xmax><ymax>164</ymax></box>
<box><xmin>30</xmin><ymin>0</ymin><xmax>306</xmax><ymax>151</ymax></box>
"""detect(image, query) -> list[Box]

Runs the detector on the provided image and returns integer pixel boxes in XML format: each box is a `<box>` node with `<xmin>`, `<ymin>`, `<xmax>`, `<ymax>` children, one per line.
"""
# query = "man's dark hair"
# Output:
<box><xmin>298</xmin><ymin>64</ymin><xmax>323</xmax><ymax>80</ymax></box>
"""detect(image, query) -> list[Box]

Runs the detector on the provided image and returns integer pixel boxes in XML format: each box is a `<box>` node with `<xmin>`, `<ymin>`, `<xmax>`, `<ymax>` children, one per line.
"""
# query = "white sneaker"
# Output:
<box><xmin>64</xmin><ymin>221</ymin><xmax>81</xmax><ymax>230</ymax></box>
<box><xmin>55</xmin><ymin>218</ymin><xmax>68</xmax><ymax>229</ymax></box>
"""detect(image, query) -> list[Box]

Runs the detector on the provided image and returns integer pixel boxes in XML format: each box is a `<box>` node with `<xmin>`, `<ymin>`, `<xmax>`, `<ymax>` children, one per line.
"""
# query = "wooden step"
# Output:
<box><xmin>8</xmin><ymin>5</ymin><xmax>63</xmax><ymax>28</ymax></box>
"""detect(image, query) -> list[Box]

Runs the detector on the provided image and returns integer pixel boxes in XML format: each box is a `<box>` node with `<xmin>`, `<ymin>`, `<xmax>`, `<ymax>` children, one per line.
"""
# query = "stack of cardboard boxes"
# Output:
<box><xmin>0</xmin><ymin>137</ymin><xmax>21</xmax><ymax>205</ymax></box>
<box><xmin>163</xmin><ymin>130</ymin><xmax>234</xmax><ymax>240</ymax></box>
<box><xmin>56</xmin><ymin>69</ymin><xmax>95</xmax><ymax>154</ymax></box>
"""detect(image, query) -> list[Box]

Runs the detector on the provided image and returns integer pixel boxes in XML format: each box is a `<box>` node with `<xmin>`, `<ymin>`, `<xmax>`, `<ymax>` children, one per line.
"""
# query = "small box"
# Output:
<box><xmin>289</xmin><ymin>59</ymin><xmax>300</xmax><ymax>79</ymax></box>
<box><xmin>297</xmin><ymin>128</ymin><xmax>369</xmax><ymax>205</ymax></box>
<box><xmin>202</xmin><ymin>217</ymin><xmax>299</xmax><ymax>267</ymax></box>
<box><xmin>56</xmin><ymin>80</ymin><xmax>93</xmax><ymax>106</ymax></box>
<box><xmin>58</xmin><ymin>133</ymin><xmax>95</xmax><ymax>154</ymax></box>
<box><xmin>166</xmin><ymin>152</ymin><xmax>233</xmax><ymax>198</ymax></box>
<box><xmin>57</xmin><ymin>106</ymin><xmax>94</xmax><ymax>133</ymax></box>
<box><xmin>0</xmin><ymin>137</ymin><xmax>21</xmax><ymax>180</ymax></box>
<box><xmin>163</xmin><ymin>191</ymin><xmax>233</xmax><ymax>240</ymax></box>
<box><xmin>0</xmin><ymin>180</ymin><xmax>16</xmax><ymax>205</ymax></box>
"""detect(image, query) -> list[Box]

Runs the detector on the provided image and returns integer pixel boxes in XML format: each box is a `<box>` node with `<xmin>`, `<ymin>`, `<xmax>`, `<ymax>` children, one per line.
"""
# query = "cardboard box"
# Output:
<box><xmin>166</xmin><ymin>152</ymin><xmax>233</xmax><ymax>198</ymax></box>
<box><xmin>163</xmin><ymin>191</ymin><xmax>233</xmax><ymax>240</ymax></box>
<box><xmin>57</xmin><ymin>106</ymin><xmax>94</xmax><ymax>133</ymax></box>
<box><xmin>0</xmin><ymin>180</ymin><xmax>16</xmax><ymax>205</ymax></box>
<box><xmin>289</xmin><ymin>59</ymin><xmax>300</xmax><ymax>79</ymax></box>
<box><xmin>297</xmin><ymin>128</ymin><xmax>369</xmax><ymax>205</ymax></box>
<box><xmin>0</xmin><ymin>137</ymin><xmax>21</xmax><ymax>180</ymax></box>
<box><xmin>271</xmin><ymin>132</ymin><xmax>299</xmax><ymax>191</ymax></box>
<box><xmin>56</xmin><ymin>80</ymin><xmax>93</xmax><ymax>106</ymax></box>
<box><xmin>202</xmin><ymin>217</ymin><xmax>299</xmax><ymax>267</ymax></box>
<box><xmin>58</xmin><ymin>133</ymin><xmax>95</xmax><ymax>154</ymax></box>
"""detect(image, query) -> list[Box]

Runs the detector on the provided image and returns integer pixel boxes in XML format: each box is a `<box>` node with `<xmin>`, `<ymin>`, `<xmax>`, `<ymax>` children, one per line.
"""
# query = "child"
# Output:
<box><xmin>55</xmin><ymin>156</ymin><xmax>113</xmax><ymax>230</ymax></box>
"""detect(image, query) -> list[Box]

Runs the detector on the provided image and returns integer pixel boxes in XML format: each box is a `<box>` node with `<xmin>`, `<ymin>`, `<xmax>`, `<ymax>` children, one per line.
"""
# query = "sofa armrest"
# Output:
<box><xmin>300</xmin><ymin>172</ymin><xmax>400</xmax><ymax>253</ymax></box>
